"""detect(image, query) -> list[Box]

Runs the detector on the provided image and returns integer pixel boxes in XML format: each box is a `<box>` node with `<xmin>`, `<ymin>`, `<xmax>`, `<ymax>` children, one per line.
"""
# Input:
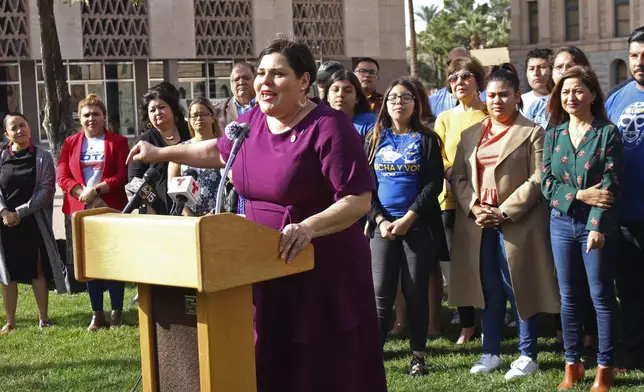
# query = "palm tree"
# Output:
<box><xmin>415</xmin><ymin>4</ymin><xmax>439</xmax><ymax>27</ymax></box>
<box><xmin>458</xmin><ymin>12</ymin><xmax>489</xmax><ymax>49</ymax></box>
<box><xmin>407</xmin><ymin>0</ymin><xmax>418</xmax><ymax>76</ymax></box>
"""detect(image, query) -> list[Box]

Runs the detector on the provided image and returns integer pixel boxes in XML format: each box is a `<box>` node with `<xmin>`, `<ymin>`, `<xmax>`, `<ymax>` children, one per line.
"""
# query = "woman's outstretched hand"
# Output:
<box><xmin>126</xmin><ymin>141</ymin><xmax>160</xmax><ymax>165</ymax></box>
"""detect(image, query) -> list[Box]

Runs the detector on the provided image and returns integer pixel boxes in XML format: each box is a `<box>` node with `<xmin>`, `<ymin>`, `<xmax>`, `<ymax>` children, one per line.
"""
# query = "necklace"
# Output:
<box><xmin>164</xmin><ymin>135</ymin><xmax>175</xmax><ymax>140</ymax></box>
<box><xmin>569</xmin><ymin>125</ymin><xmax>589</xmax><ymax>148</ymax></box>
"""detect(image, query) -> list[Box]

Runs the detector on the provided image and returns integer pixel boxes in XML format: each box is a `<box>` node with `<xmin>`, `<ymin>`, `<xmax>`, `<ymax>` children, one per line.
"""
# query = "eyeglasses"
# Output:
<box><xmin>448</xmin><ymin>71</ymin><xmax>473</xmax><ymax>83</ymax></box>
<box><xmin>386</xmin><ymin>93</ymin><xmax>414</xmax><ymax>104</ymax></box>
<box><xmin>355</xmin><ymin>68</ymin><xmax>378</xmax><ymax>77</ymax></box>
<box><xmin>189</xmin><ymin>113</ymin><xmax>212</xmax><ymax>119</ymax></box>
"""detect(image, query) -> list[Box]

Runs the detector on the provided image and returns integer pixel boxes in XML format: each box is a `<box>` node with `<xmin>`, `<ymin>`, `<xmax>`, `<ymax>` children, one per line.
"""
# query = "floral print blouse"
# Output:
<box><xmin>541</xmin><ymin>119</ymin><xmax>624</xmax><ymax>234</ymax></box>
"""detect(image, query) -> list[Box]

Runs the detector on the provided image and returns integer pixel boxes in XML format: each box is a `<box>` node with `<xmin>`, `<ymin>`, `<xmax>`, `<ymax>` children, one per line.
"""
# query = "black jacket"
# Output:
<box><xmin>365</xmin><ymin>129</ymin><xmax>449</xmax><ymax>260</ymax></box>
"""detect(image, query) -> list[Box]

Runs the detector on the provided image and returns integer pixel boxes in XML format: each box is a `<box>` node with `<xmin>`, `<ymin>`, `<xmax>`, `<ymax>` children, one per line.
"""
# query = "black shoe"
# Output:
<box><xmin>409</xmin><ymin>354</ymin><xmax>427</xmax><ymax>376</ymax></box>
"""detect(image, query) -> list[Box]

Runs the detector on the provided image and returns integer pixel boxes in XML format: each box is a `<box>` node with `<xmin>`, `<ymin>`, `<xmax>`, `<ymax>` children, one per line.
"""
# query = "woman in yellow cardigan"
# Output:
<box><xmin>434</xmin><ymin>56</ymin><xmax>487</xmax><ymax>344</ymax></box>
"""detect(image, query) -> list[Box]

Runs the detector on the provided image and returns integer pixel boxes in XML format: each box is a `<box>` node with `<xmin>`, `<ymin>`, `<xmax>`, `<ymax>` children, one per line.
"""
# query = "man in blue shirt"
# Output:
<box><xmin>605</xmin><ymin>26</ymin><xmax>644</xmax><ymax>371</ymax></box>
<box><xmin>429</xmin><ymin>47</ymin><xmax>486</xmax><ymax>116</ymax></box>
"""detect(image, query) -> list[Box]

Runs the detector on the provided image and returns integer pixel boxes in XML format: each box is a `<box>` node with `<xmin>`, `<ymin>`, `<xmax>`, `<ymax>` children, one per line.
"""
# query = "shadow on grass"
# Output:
<box><xmin>17</xmin><ymin>308</ymin><xmax>140</xmax><ymax>329</ymax></box>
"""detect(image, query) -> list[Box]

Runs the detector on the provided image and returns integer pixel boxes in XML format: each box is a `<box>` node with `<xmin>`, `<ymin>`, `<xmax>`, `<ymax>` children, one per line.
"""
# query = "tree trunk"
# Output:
<box><xmin>407</xmin><ymin>0</ymin><xmax>418</xmax><ymax>77</ymax></box>
<box><xmin>37</xmin><ymin>0</ymin><xmax>74</xmax><ymax>165</ymax></box>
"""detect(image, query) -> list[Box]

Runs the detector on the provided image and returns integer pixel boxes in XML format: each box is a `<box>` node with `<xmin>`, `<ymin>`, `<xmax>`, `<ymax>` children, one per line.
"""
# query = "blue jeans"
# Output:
<box><xmin>87</xmin><ymin>280</ymin><xmax>125</xmax><ymax>312</ymax></box>
<box><xmin>480</xmin><ymin>228</ymin><xmax>539</xmax><ymax>360</ymax></box>
<box><xmin>550</xmin><ymin>210</ymin><xmax>617</xmax><ymax>366</ymax></box>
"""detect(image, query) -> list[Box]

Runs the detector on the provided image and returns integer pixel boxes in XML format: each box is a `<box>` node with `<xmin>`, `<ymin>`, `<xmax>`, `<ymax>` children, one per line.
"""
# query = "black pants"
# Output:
<box><xmin>371</xmin><ymin>224</ymin><xmax>434</xmax><ymax>352</ymax></box>
<box><xmin>614</xmin><ymin>222</ymin><xmax>644</xmax><ymax>363</ymax></box>
<box><xmin>442</xmin><ymin>209</ymin><xmax>475</xmax><ymax>328</ymax></box>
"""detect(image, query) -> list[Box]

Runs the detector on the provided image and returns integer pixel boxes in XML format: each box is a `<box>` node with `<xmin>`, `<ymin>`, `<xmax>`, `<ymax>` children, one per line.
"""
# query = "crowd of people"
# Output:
<box><xmin>1</xmin><ymin>25</ymin><xmax>644</xmax><ymax>391</ymax></box>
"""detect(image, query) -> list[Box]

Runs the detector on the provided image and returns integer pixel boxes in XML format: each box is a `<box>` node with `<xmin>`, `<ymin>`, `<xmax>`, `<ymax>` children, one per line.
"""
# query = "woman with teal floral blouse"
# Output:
<box><xmin>541</xmin><ymin>66</ymin><xmax>624</xmax><ymax>392</ymax></box>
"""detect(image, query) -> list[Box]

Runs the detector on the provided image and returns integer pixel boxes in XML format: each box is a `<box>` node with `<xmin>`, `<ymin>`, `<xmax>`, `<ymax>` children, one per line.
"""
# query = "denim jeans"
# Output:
<box><xmin>614</xmin><ymin>222</ymin><xmax>644</xmax><ymax>363</ymax></box>
<box><xmin>87</xmin><ymin>280</ymin><xmax>125</xmax><ymax>312</ymax></box>
<box><xmin>549</xmin><ymin>210</ymin><xmax>617</xmax><ymax>366</ymax></box>
<box><xmin>371</xmin><ymin>225</ymin><xmax>434</xmax><ymax>352</ymax></box>
<box><xmin>480</xmin><ymin>228</ymin><xmax>539</xmax><ymax>360</ymax></box>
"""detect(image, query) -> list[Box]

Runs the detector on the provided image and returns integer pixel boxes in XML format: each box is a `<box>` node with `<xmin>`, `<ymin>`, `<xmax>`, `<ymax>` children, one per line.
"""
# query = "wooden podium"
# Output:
<box><xmin>71</xmin><ymin>208</ymin><xmax>314</xmax><ymax>392</ymax></box>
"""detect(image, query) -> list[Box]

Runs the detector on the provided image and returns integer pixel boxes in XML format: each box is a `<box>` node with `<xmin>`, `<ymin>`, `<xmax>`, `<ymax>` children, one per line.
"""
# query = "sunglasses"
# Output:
<box><xmin>448</xmin><ymin>71</ymin><xmax>473</xmax><ymax>84</ymax></box>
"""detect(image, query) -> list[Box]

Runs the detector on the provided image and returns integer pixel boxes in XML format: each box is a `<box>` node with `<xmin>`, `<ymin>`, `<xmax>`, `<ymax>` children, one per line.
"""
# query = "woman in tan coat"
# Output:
<box><xmin>448</xmin><ymin>64</ymin><xmax>560</xmax><ymax>379</ymax></box>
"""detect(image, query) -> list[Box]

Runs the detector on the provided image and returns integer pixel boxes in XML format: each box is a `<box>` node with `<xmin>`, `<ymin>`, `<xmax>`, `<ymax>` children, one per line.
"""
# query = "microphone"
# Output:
<box><xmin>122</xmin><ymin>168</ymin><xmax>161</xmax><ymax>214</ymax></box>
<box><xmin>168</xmin><ymin>169</ymin><xmax>201</xmax><ymax>216</ymax></box>
<box><xmin>214</xmin><ymin>122</ymin><xmax>250</xmax><ymax>215</ymax></box>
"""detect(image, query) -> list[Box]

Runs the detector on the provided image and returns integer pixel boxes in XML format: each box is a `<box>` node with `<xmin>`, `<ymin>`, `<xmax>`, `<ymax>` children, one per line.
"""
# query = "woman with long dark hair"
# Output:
<box><xmin>365</xmin><ymin>78</ymin><xmax>446</xmax><ymax>375</ymax></box>
<box><xmin>324</xmin><ymin>69</ymin><xmax>377</xmax><ymax>138</ymax></box>
<box><xmin>449</xmin><ymin>64</ymin><xmax>560</xmax><ymax>379</ymax></box>
<box><xmin>129</xmin><ymin>84</ymin><xmax>192</xmax><ymax>215</ymax></box>
<box><xmin>542</xmin><ymin>66</ymin><xmax>623</xmax><ymax>391</ymax></box>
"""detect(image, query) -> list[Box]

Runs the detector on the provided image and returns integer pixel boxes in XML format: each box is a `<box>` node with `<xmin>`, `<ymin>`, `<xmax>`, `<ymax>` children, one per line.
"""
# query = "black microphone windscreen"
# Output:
<box><xmin>143</xmin><ymin>167</ymin><xmax>161</xmax><ymax>185</ymax></box>
<box><xmin>224</xmin><ymin>122</ymin><xmax>250</xmax><ymax>140</ymax></box>
<box><xmin>185</xmin><ymin>168</ymin><xmax>199</xmax><ymax>180</ymax></box>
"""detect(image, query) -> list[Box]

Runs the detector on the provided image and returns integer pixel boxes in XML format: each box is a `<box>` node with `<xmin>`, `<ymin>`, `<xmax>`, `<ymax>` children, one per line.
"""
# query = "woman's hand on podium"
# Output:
<box><xmin>279</xmin><ymin>223</ymin><xmax>314</xmax><ymax>263</ymax></box>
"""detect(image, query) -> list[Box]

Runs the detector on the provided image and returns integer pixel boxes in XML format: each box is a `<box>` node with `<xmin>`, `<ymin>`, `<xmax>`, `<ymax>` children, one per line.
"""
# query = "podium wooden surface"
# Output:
<box><xmin>71</xmin><ymin>209</ymin><xmax>314</xmax><ymax>392</ymax></box>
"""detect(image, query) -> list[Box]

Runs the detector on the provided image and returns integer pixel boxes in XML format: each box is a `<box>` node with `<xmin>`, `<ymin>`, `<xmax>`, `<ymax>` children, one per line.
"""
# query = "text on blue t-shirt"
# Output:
<box><xmin>374</xmin><ymin>129</ymin><xmax>421</xmax><ymax>217</ymax></box>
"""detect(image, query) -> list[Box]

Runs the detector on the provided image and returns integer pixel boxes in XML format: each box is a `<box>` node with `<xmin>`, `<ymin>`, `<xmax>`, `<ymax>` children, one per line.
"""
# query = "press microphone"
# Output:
<box><xmin>214</xmin><ymin>122</ymin><xmax>250</xmax><ymax>215</ymax></box>
<box><xmin>168</xmin><ymin>169</ymin><xmax>201</xmax><ymax>216</ymax></box>
<box><xmin>122</xmin><ymin>168</ymin><xmax>161</xmax><ymax>214</ymax></box>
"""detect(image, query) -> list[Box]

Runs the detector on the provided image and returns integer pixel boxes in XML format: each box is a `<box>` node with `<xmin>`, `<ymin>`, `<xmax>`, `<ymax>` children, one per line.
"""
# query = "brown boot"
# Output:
<box><xmin>109</xmin><ymin>310</ymin><xmax>122</xmax><ymax>329</ymax></box>
<box><xmin>590</xmin><ymin>366</ymin><xmax>614</xmax><ymax>392</ymax></box>
<box><xmin>557</xmin><ymin>361</ymin><xmax>585</xmax><ymax>390</ymax></box>
<box><xmin>87</xmin><ymin>312</ymin><xmax>105</xmax><ymax>332</ymax></box>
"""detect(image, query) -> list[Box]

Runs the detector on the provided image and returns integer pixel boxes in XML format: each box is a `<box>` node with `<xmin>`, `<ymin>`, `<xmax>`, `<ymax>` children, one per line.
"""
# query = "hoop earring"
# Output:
<box><xmin>174</xmin><ymin>115</ymin><xmax>179</xmax><ymax>123</ymax></box>
<box><xmin>146</xmin><ymin>122</ymin><xmax>153</xmax><ymax>129</ymax></box>
<box><xmin>298</xmin><ymin>95</ymin><xmax>308</xmax><ymax>108</ymax></box>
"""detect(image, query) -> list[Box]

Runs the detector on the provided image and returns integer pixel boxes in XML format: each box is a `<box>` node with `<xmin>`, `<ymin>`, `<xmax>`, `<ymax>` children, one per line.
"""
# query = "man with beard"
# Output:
<box><xmin>213</xmin><ymin>62</ymin><xmax>257</xmax><ymax>132</ymax></box>
<box><xmin>521</xmin><ymin>48</ymin><xmax>553</xmax><ymax>113</ymax></box>
<box><xmin>605</xmin><ymin>26</ymin><xmax>644</xmax><ymax>372</ymax></box>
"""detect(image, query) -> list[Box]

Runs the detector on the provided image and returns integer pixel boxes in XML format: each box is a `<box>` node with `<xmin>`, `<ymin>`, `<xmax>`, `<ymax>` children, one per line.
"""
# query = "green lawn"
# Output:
<box><xmin>1</xmin><ymin>285</ymin><xmax>643</xmax><ymax>391</ymax></box>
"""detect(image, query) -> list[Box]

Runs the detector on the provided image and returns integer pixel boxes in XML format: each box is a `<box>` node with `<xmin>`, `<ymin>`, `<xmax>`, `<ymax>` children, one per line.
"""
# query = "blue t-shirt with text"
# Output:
<box><xmin>352</xmin><ymin>111</ymin><xmax>377</xmax><ymax>139</ymax></box>
<box><xmin>374</xmin><ymin>129</ymin><xmax>421</xmax><ymax>217</ymax></box>
<box><xmin>525</xmin><ymin>95</ymin><xmax>551</xmax><ymax>130</ymax></box>
<box><xmin>605</xmin><ymin>80</ymin><xmax>644</xmax><ymax>221</ymax></box>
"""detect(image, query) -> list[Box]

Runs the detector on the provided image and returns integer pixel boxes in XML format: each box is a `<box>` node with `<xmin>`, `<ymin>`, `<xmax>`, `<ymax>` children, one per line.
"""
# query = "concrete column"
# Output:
<box><xmin>163</xmin><ymin>60</ymin><xmax>178</xmax><ymax>86</ymax></box>
<box><xmin>149</xmin><ymin>0</ymin><xmax>196</xmax><ymax>59</ymax></box>
<box><xmin>133</xmin><ymin>59</ymin><xmax>149</xmax><ymax>136</ymax></box>
<box><xmin>538</xmin><ymin>0</ymin><xmax>552</xmax><ymax>44</ymax></box>
<box><xmin>28</xmin><ymin>0</ymin><xmax>83</xmax><ymax>60</ymax></box>
<box><xmin>252</xmin><ymin>0</ymin><xmax>293</xmax><ymax>57</ymax></box>
<box><xmin>509</xmin><ymin>0</ymin><xmax>522</xmax><ymax>46</ymax></box>
<box><xmin>586</xmin><ymin>0</ymin><xmax>599</xmax><ymax>39</ymax></box>
<box><xmin>344</xmin><ymin>0</ymin><xmax>381</xmax><ymax>57</ymax></box>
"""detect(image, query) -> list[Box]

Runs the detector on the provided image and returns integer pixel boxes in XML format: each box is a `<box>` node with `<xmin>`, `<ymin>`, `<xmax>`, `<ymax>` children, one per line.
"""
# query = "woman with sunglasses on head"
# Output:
<box><xmin>449</xmin><ymin>63</ymin><xmax>560</xmax><ymax>379</ymax></box>
<box><xmin>324</xmin><ymin>70</ymin><xmax>377</xmax><ymax>140</ymax></box>
<box><xmin>0</xmin><ymin>113</ymin><xmax>69</xmax><ymax>334</ymax></box>
<box><xmin>168</xmin><ymin>97</ymin><xmax>222</xmax><ymax>216</ymax></box>
<box><xmin>542</xmin><ymin>66</ymin><xmax>623</xmax><ymax>392</ymax></box>
<box><xmin>365</xmin><ymin>78</ymin><xmax>446</xmax><ymax>376</ymax></box>
<box><xmin>434</xmin><ymin>56</ymin><xmax>488</xmax><ymax>344</ymax></box>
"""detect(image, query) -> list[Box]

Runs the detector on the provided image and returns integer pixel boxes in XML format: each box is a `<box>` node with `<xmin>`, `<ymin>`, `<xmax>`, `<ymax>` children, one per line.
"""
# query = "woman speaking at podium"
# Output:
<box><xmin>127</xmin><ymin>37</ymin><xmax>387</xmax><ymax>391</ymax></box>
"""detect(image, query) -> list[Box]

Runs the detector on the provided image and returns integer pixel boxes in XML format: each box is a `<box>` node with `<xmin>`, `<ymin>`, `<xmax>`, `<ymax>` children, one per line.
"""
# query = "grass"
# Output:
<box><xmin>1</xmin><ymin>285</ymin><xmax>643</xmax><ymax>391</ymax></box>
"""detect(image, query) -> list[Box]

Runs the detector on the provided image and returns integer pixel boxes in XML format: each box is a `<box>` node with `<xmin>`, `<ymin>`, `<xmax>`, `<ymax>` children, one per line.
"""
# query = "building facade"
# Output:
<box><xmin>1</xmin><ymin>0</ymin><xmax>407</xmax><ymax>141</ymax></box>
<box><xmin>509</xmin><ymin>0</ymin><xmax>639</xmax><ymax>94</ymax></box>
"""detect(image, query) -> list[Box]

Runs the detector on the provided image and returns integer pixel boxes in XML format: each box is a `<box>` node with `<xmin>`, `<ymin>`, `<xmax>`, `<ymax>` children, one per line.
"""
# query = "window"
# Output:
<box><xmin>0</xmin><ymin>64</ymin><xmax>21</xmax><ymax>123</ymax></box>
<box><xmin>528</xmin><ymin>1</ymin><xmax>539</xmax><ymax>44</ymax></box>
<box><xmin>615</xmin><ymin>0</ymin><xmax>630</xmax><ymax>37</ymax></box>
<box><xmin>565</xmin><ymin>0</ymin><xmax>580</xmax><ymax>41</ymax></box>
<box><xmin>36</xmin><ymin>61</ymin><xmax>137</xmax><ymax>141</ymax></box>
<box><xmin>612</xmin><ymin>59</ymin><xmax>628</xmax><ymax>86</ymax></box>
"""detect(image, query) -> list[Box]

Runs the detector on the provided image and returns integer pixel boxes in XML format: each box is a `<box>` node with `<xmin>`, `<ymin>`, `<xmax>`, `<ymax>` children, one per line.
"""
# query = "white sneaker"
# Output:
<box><xmin>504</xmin><ymin>355</ymin><xmax>539</xmax><ymax>380</ymax></box>
<box><xmin>470</xmin><ymin>354</ymin><xmax>501</xmax><ymax>374</ymax></box>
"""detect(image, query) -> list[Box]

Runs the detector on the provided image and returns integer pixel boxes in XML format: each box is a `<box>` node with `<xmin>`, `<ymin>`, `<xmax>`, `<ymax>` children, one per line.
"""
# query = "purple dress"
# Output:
<box><xmin>218</xmin><ymin>105</ymin><xmax>387</xmax><ymax>392</ymax></box>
